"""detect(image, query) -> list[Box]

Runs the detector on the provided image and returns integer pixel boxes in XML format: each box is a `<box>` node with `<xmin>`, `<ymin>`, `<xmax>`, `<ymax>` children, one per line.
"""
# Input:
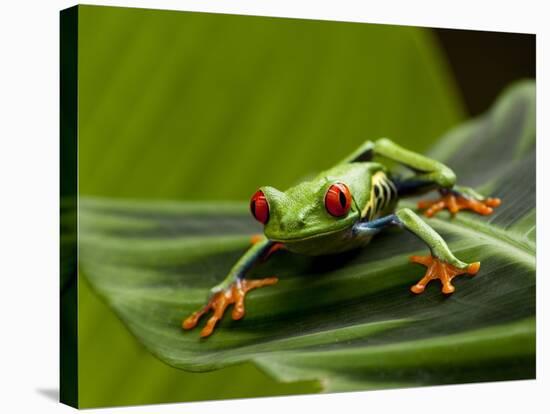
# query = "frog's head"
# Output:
<box><xmin>249</xmin><ymin>178</ymin><xmax>360</xmax><ymax>242</ymax></box>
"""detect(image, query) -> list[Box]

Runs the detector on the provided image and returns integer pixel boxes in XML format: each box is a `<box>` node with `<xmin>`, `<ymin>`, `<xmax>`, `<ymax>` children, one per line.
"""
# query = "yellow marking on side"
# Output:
<box><xmin>361</xmin><ymin>171</ymin><xmax>387</xmax><ymax>219</ymax></box>
<box><xmin>379</xmin><ymin>177</ymin><xmax>395</xmax><ymax>210</ymax></box>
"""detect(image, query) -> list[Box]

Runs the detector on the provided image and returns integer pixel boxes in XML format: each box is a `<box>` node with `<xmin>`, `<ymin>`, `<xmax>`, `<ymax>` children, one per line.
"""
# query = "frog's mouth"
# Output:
<box><xmin>265</xmin><ymin>224</ymin><xmax>350</xmax><ymax>243</ymax></box>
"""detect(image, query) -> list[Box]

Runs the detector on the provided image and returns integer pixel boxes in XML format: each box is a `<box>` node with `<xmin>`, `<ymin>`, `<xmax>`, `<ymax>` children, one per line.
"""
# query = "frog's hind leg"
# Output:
<box><xmin>353</xmin><ymin>208</ymin><xmax>480</xmax><ymax>294</ymax></box>
<box><xmin>394</xmin><ymin>178</ymin><xmax>502</xmax><ymax>217</ymax></box>
<box><xmin>417</xmin><ymin>187</ymin><xmax>502</xmax><ymax>218</ymax></box>
<box><xmin>357</xmin><ymin>138</ymin><xmax>501</xmax><ymax>217</ymax></box>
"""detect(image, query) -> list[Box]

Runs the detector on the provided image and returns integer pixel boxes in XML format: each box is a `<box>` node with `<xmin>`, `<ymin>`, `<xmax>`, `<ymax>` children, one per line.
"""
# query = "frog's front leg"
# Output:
<box><xmin>182</xmin><ymin>236</ymin><xmax>281</xmax><ymax>338</ymax></box>
<box><xmin>353</xmin><ymin>208</ymin><xmax>479</xmax><ymax>294</ymax></box>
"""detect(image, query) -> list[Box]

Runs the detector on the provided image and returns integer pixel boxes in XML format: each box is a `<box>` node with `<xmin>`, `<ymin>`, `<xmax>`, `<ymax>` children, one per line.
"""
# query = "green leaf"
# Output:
<box><xmin>79</xmin><ymin>80</ymin><xmax>535</xmax><ymax>392</ymax></box>
<box><xmin>74</xmin><ymin>6</ymin><xmax>468</xmax><ymax>405</ymax></box>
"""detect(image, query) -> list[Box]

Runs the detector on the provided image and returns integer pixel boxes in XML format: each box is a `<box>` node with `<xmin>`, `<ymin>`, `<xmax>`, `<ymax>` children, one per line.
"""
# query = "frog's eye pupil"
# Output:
<box><xmin>250</xmin><ymin>190</ymin><xmax>269</xmax><ymax>224</ymax></box>
<box><xmin>339</xmin><ymin>190</ymin><xmax>347</xmax><ymax>208</ymax></box>
<box><xmin>325</xmin><ymin>183</ymin><xmax>352</xmax><ymax>217</ymax></box>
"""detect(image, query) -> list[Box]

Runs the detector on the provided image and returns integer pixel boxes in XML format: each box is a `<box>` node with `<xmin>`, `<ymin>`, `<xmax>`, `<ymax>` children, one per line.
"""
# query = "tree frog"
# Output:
<box><xmin>183</xmin><ymin>138</ymin><xmax>501</xmax><ymax>337</ymax></box>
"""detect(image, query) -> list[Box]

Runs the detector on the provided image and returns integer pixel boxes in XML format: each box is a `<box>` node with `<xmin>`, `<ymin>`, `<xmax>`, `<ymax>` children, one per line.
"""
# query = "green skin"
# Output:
<box><xmin>212</xmin><ymin>138</ymin><xmax>486</xmax><ymax>293</ymax></box>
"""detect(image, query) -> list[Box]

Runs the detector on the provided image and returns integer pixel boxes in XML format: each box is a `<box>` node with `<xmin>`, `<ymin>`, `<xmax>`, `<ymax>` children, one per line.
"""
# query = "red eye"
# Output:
<box><xmin>250</xmin><ymin>190</ymin><xmax>269</xmax><ymax>224</ymax></box>
<box><xmin>325</xmin><ymin>183</ymin><xmax>352</xmax><ymax>217</ymax></box>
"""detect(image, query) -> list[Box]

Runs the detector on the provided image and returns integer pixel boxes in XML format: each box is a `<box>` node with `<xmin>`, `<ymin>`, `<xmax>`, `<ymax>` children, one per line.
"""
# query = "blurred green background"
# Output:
<box><xmin>74</xmin><ymin>5</ymin><xmax>534</xmax><ymax>407</ymax></box>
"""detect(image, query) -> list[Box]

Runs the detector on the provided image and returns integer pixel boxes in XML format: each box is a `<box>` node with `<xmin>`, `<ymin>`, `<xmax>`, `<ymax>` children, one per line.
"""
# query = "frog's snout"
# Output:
<box><xmin>276</xmin><ymin>214</ymin><xmax>308</xmax><ymax>235</ymax></box>
<box><xmin>278</xmin><ymin>217</ymin><xmax>306</xmax><ymax>231</ymax></box>
<box><xmin>295</xmin><ymin>218</ymin><xmax>307</xmax><ymax>229</ymax></box>
<box><xmin>291</xmin><ymin>212</ymin><xmax>308</xmax><ymax>227</ymax></box>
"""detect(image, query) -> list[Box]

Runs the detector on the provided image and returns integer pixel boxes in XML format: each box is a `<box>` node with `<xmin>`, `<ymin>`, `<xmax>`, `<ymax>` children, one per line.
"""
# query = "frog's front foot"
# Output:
<box><xmin>409</xmin><ymin>255</ymin><xmax>480</xmax><ymax>294</ymax></box>
<box><xmin>418</xmin><ymin>190</ymin><xmax>501</xmax><ymax>217</ymax></box>
<box><xmin>182</xmin><ymin>277</ymin><xmax>278</xmax><ymax>338</ymax></box>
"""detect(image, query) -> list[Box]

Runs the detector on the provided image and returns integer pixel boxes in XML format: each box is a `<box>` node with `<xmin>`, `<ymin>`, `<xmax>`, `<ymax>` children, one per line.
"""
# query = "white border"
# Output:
<box><xmin>0</xmin><ymin>1</ymin><xmax>546</xmax><ymax>413</ymax></box>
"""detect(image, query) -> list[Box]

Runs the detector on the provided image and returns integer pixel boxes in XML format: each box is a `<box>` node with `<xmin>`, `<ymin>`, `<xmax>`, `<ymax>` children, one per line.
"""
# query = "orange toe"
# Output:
<box><xmin>409</xmin><ymin>255</ymin><xmax>479</xmax><ymax>295</ymax></box>
<box><xmin>418</xmin><ymin>193</ymin><xmax>501</xmax><ymax>217</ymax></box>
<box><xmin>467</xmin><ymin>262</ymin><xmax>481</xmax><ymax>274</ymax></box>
<box><xmin>182</xmin><ymin>276</ymin><xmax>278</xmax><ymax>338</ymax></box>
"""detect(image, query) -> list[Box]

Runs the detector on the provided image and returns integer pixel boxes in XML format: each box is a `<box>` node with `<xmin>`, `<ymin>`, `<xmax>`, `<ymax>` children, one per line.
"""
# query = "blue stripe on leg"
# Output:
<box><xmin>352</xmin><ymin>214</ymin><xmax>402</xmax><ymax>236</ymax></box>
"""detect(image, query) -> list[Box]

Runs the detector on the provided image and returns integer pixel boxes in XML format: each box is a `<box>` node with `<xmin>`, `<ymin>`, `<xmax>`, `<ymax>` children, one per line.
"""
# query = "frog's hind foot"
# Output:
<box><xmin>418</xmin><ymin>192</ymin><xmax>501</xmax><ymax>217</ymax></box>
<box><xmin>409</xmin><ymin>255</ymin><xmax>480</xmax><ymax>294</ymax></box>
<box><xmin>182</xmin><ymin>277</ymin><xmax>278</xmax><ymax>338</ymax></box>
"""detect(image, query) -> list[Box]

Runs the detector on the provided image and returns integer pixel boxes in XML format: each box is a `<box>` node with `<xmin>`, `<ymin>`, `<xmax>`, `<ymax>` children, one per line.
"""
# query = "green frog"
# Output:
<box><xmin>183</xmin><ymin>138</ymin><xmax>501</xmax><ymax>337</ymax></box>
